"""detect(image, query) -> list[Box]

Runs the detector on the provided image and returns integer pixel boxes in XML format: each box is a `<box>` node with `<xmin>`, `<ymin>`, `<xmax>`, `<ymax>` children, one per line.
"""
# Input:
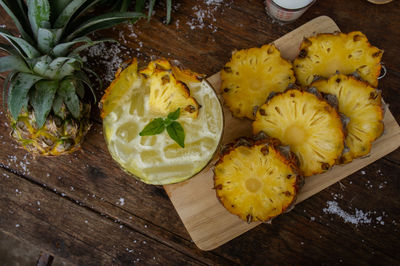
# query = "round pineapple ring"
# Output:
<box><xmin>214</xmin><ymin>138</ymin><xmax>302</xmax><ymax>223</ymax></box>
<box><xmin>311</xmin><ymin>74</ymin><xmax>384</xmax><ymax>164</ymax></box>
<box><xmin>253</xmin><ymin>89</ymin><xmax>345</xmax><ymax>177</ymax></box>
<box><xmin>102</xmin><ymin>60</ymin><xmax>224</xmax><ymax>185</ymax></box>
<box><xmin>221</xmin><ymin>44</ymin><xmax>295</xmax><ymax>119</ymax></box>
<box><xmin>293</xmin><ymin>31</ymin><xmax>383</xmax><ymax>87</ymax></box>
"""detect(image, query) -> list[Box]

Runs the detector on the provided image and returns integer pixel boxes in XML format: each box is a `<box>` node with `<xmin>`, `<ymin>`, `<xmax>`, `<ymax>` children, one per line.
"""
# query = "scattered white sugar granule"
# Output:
<box><xmin>323</xmin><ymin>201</ymin><xmax>372</xmax><ymax>226</ymax></box>
<box><xmin>361</xmin><ymin>170</ymin><xmax>366</xmax><ymax>175</ymax></box>
<box><xmin>118</xmin><ymin>198</ymin><xmax>125</xmax><ymax>206</ymax></box>
<box><xmin>15</xmin><ymin>224</ymin><xmax>20</xmax><ymax>227</ymax></box>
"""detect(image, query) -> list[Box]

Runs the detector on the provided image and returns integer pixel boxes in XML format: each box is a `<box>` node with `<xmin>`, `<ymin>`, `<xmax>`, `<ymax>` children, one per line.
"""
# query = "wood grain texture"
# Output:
<box><xmin>164</xmin><ymin>16</ymin><xmax>400</xmax><ymax>250</ymax></box>
<box><xmin>0</xmin><ymin>0</ymin><xmax>400</xmax><ymax>264</ymax></box>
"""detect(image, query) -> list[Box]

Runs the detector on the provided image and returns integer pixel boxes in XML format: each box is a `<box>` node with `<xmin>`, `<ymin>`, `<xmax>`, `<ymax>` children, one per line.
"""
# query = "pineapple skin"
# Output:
<box><xmin>10</xmin><ymin>105</ymin><xmax>91</xmax><ymax>156</ymax></box>
<box><xmin>310</xmin><ymin>74</ymin><xmax>384</xmax><ymax>164</ymax></box>
<box><xmin>294</xmin><ymin>31</ymin><xmax>383</xmax><ymax>87</ymax></box>
<box><xmin>214</xmin><ymin>136</ymin><xmax>303</xmax><ymax>223</ymax></box>
<box><xmin>221</xmin><ymin>44</ymin><xmax>295</xmax><ymax>120</ymax></box>
<box><xmin>253</xmin><ymin>88</ymin><xmax>345</xmax><ymax>177</ymax></box>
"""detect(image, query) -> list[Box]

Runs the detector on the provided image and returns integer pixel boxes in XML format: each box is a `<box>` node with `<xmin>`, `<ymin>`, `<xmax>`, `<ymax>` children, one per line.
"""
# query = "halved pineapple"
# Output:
<box><xmin>253</xmin><ymin>89</ymin><xmax>344</xmax><ymax>176</ymax></box>
<box><xmin>221</xmin><ymin>44</ymin><xmax>295</xmax><ymax>119</ymax></box>
<box><xmin>310</xmin><ymin>74</ymin><xmax>384</xmax><ymax>163</ymax></box>
<box><xmin>294</xmin><ymin>31</ymin><xmax>383</xmax><ymax>87</ymax></box>
<box><xmin>214</xmin><ymin>136</ymin><xmax>302</xmax><ymax>223</ymax></box>
<box><xmin>140</xmin><ymin>59</ymin><xmax>200</xmax><ymax>118</ymax></box>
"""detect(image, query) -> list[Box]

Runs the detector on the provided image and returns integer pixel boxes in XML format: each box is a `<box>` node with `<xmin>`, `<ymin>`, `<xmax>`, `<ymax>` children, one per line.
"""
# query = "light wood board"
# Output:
<box><xmin>164</xmin><ymin>16</ymin><xmax>400</xmax><ymax>251</ymax></box>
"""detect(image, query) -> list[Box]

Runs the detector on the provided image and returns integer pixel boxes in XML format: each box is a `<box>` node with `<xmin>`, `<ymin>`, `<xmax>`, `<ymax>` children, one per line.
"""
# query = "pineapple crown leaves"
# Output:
<box><xmin>0</xmin><ymin>0</ymin><xmax>145</xmax><ymax>128</ymax></box>
<box><xmin>115</xmin><ymin>0</ymin><xmax>173</xmax><ymax>24</ymax></box>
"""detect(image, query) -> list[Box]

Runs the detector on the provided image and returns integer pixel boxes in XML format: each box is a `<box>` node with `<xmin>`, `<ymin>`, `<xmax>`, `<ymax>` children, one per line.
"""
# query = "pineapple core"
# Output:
<box><xmin>245</xmin><ymin>178</ymin><xmax>262</xmax><ymax>193</ymax></box>
<box><xmin>284</xmin><ymin>124</ymin><xmax>307</xmax><ymax>146</ymax></box>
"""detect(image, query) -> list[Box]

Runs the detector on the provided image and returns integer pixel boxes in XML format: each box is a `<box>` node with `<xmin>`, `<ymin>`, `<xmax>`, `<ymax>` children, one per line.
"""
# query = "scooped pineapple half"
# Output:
<box><xmin>101</xmin><ymin>58</ymin><xmax>224</xmax><ymax>185</ymax></box>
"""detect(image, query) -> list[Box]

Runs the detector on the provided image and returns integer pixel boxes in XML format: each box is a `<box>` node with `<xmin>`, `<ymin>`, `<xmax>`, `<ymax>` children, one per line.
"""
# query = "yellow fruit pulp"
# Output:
<box><xmin>102</xmin><ymin>60</ymin><xmax>224</xmax><ymax>184</ymax></box>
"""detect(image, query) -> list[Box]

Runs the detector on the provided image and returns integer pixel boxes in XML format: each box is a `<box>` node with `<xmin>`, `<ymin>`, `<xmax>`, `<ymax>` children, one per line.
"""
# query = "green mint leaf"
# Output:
<box><xmin>166</xmin><ymin>121</ymin><xmax>185</xmax><ymax>148</ymax></box>
<box><xmin>139</xmin><ymin>118</ymin><xmax>165</xmax><ymax>136</ymax></box>
<box><xmin>167</xmin><ymin>107</ymin><xmax>180</xmax><ymax>120</ymax></box>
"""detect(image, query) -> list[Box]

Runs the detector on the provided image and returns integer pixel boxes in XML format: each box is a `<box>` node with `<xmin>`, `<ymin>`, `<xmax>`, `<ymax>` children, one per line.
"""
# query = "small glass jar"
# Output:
<box><xmin>265</xmin><ymin>0</ymin><xmax>316</xmax><ymax>24</ymax></box>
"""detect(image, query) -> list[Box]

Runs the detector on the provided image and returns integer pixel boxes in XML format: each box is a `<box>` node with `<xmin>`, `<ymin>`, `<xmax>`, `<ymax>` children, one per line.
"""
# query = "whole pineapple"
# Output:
<box><xmin>0</xmin><ymin>0</ymin><xmax>142</xmax><ymax>155</ymax></box>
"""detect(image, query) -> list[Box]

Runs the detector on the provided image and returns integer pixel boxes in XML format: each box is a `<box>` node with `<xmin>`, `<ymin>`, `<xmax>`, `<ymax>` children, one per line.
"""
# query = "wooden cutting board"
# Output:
<box><xmin>163</xmin><ymin>16</ymin><xmax>400</xmax><ymax>251</ymax></box>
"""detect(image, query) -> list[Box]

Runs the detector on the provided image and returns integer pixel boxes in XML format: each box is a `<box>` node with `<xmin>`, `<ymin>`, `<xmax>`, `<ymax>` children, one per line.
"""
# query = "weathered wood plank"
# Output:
<box><xmin>0</xmin><ymin>167</ymin><xmax>211</xmax><ymax>265</ymax></box>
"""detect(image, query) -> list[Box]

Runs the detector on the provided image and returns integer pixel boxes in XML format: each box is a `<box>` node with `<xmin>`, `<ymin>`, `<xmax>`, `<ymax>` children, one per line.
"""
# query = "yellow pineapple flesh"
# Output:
<box><xmin>294</xmin><ymin>31</ymin><xmax>383</xmax><ymax>87</ymax></box>
<box><xmin>253</xmin><ymin>89</ymin><xmax>344</xmax><ymax>176</ymax></box>
<box><xmin>221</xmin><ymin>44</ymin><xmax>295</xmax><ymax>119</ymax></box>
<box><xmin>214</xmin><ymin>137</ymin><xmax>302</xmax><ymax>223</ymax></box>
<box><xmin>310</xmin><ymin>74</ymin><xmax>384</xmax><ymax>163</ymax></box>
<box><xmin>139</xmin><ymin>59</ymin><xmax>200</xmax><ymax>118</ymax></box>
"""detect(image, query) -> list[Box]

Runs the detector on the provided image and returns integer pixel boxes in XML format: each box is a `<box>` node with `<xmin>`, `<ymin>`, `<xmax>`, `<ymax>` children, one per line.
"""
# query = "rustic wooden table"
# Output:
<box><xmin>1</xmin><ymin>0</ymin><xmax>400</xmax><ymax>265</ymax></box>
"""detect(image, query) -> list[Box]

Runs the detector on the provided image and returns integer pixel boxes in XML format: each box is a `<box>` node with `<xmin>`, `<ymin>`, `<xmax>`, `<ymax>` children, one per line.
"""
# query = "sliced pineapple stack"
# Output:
<box><xmin>293</xmin><ymin>31</ymin><xmax>383</xmax><ymax>87</ymax></box>
<box><xmin>311</xmin><ymin>74</ymin><xmax>384</xmax><ymax>163</ymax></box>
<box><xmin>214</xmin><ymin>136</ymin><xmax>303</xmax><ymax>223</ymax></box>
<box><xmin>221</xmin><ymin>44</ymin><xmax>295</xmax><ymax>119</ymax></box>
<box><xmin>253</xmin><ymin>89</ymin><xmax>345</xmax><ymax>176</ymax></box>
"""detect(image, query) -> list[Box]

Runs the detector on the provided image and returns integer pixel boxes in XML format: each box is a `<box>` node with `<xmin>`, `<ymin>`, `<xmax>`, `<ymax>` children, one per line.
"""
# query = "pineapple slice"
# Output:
<box><xmin>221</xmin><ymin>44</ymin><xmax>295</xmax><ymax>119</ymax></box>
<box><xmin>294</xmin><ymin>31</ymin><xmax>383</xmax><ymax>87</ymax></box>
<box><xmin>214</xmin><ymin>137</ymin><xmax>302</xmax><ymax>223</ymax></box>
<box><xmin>311</xmin><ymin>74</ymin><xmax>384</xmax><ymax>163</ymax></box>
<box><xmin>253</xmin><ymin>89</ymin><xmax>344</xmax><ymax>176</ymax></box>
<box><xmin>140</xmin><ymin>59</ymin><xmax>200</xmax><ymax>118</ymax></box>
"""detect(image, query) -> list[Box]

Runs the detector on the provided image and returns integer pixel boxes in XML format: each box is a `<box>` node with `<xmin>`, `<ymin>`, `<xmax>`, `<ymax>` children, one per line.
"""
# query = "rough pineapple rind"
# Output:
<box><xmin>214</xmin><ymin>137</ymin><xmax>302</xmax><ymax>223</ymax></box>
<box><xmin>221</xmin><ymin>44</ymin><xmax>295</xmax><ymax>119</ymax></box>
<box><xmin>310</xmin><ymin>74</ymin><xmax>384</xmax><ymax>164</ymax></box>
<box><xmin>253</xmin><ymin>89</ymin><xmax>345</xmax><ymax>177</ymax></box>
<box><xmin>11</xmin><ymin>105</ymin><xmax>91</xmax><ymax>156</ymax></box>
<box><xmin>294</xmin><ymin>31</ymin><xmax>383</xmax><ymax>87</ymax></box>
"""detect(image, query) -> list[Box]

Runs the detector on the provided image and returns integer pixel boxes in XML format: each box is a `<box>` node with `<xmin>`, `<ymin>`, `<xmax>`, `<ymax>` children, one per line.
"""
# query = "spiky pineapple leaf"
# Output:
<box><xmin>0</xmin><ymin>0</ymin><xmax>34</xmax><ymax>44</ymax></box>
<box><xmin>135</xmin><ymin>0</ymin><xmax>146</xmax><ymax>12</ymax></box>
<box><xmin>50</xmin><ymin>0</ymin><xmax>73</xmax><ymax>20</ymax></box>
<box><xmin>147</xmin><ymin>0</ymin><xmax>156</xmax><ymax>21</ymax></box>
<box><xmin>58</xmin><ymin>78</ymin><xmax>80</xmax><ymax>118</ymax></box>
<box><xmin>27</xmin><ymin>0</ymin><xmax>51</xmax><ymax>38</ymax></box>
<box><xmin>32</xmin><ymin>55</ymin><xmax>52</xmax><ymax>76</ymax></box>
<box><xmin>0</xmin><ymin>29</ymin><xmax>41</xmax><ymax>58</ymax></box>
<box><xmin>74</xmin><ymin>70</ymin><xmax>96</xmax><ymax>102</ymax></box>
<box><xmin>30</xmin><ymin>79</ymin><xmax>58</xmax><ymax>128</ymax></box>
<box><xmin>54</xmin><ymin>0</ymin><xmax>88</xmax><ymax>28</ymax></box>
<box><xmin>0</xmin><ymin>43</ymin><xmax>18</xmax><ymax>55</ymax></box>
<box><xmin>34</xmin><ymin>57</ymin><xmax>80</xmax><ymax>79</ymax></box>
<box><xmin>75</xmin><ymin>79</ymin><xmax>85</xmax><ymax>99</ymax></box>
<box><xmin>166</xmin><ymin>0</ymin><xmax>172</xmax><ymax>24</ymax></box>
<box><xmin>67</xmin><ymin>38</ymin><xmax>116</xmax><ymax>56</ymax></box>
<box><xmin>0</xmin><ymin>55</ymin><xmax>31</xmax><ymax>73</ymax></box>
<box><xmin>2</xmin><ymin>70</ymin><xmax>17</xmax><ymax>110</ymax></box>
<box><xmin>8</xmin><ymin>72</ymin><xmax>42</xmax><ymax>120</ymax></box>
<box><xmin>37</xmin><ymin>28</ymin><xmax>62</xmax><ymax>54</ymax></box>
<box><xmin>66</xmin><ymin>12</ymin><xmax>145</xmax><ymax>41</ymax></box>
<box><xmin>120</xmin><ymin>0</ymin><xmax>131</xmax><ymax>11</ymax></box>
<box><xmin>52</xmin><ymin>93</ymin><xmax>67</xmax><ymax>119</ymax></box>
<box><xmin>51</xmin><ymin>36</ymin><xmax>91</xmax><ymax>57</ymax></box>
